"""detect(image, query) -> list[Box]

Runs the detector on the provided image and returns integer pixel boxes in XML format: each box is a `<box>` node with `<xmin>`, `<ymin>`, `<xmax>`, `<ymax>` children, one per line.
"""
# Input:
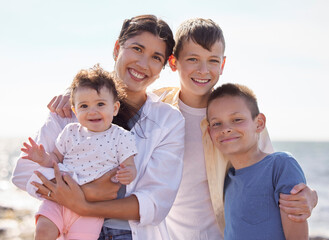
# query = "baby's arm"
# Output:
<box><xmin>281</xmin><ymin>209</ymin><xmax>308</xmax><ymax>240</ymax></box>
<box><xmin>115</xmin><ymin>155</ymin><xmax>136</xmax><ymax>185</ymax></box>
<box><xmin>21</xmin><ymin>137</ymin><xmax>63</xmax><ymax>167</ymax></box>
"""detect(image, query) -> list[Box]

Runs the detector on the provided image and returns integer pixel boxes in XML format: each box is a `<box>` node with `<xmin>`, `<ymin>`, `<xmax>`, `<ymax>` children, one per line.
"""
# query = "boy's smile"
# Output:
<box><xmin>173</xmin><ymin>40</ymin><xmax>225</xmax><ymax>108</ymax></box>
<box><xmin>207</xmin><ymin>95</ymin><xmax>262</xmax><ymax>158</ymax></box>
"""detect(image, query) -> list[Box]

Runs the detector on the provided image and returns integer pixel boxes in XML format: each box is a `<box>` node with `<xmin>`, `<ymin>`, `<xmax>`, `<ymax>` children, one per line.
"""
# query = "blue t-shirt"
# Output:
<box><xmin>224</xmin><ymin>152</ymin><xmax>306</xmax><ymax>240</ymax></box>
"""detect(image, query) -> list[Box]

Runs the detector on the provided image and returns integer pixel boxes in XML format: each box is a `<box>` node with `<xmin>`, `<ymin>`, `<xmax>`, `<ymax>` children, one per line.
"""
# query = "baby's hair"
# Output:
<box><xmin>207</xmin><ymin>83</ymin><xmax>260</xmax><ymax>120</ymax></box>
<box><xmin>174</xmin><ymin>18</ymin><xmax>225</xmax><ymax>59</ymax></box>
<box><xmin>70</xmin><ymin>64</ymin><xmax>125</xmax><ymax>106</ymax></box>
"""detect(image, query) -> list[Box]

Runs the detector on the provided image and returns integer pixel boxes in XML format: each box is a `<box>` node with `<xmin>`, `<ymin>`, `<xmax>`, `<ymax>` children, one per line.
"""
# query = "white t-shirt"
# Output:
<box><xmin>56</xmin><ymin>123</ymin><xmax>137</xmax><ymax>185</ymax></box>
<box><xmin>166</xmin><ymin>99</ymin><xmax>223</xmax><ymax>240</ymax></box>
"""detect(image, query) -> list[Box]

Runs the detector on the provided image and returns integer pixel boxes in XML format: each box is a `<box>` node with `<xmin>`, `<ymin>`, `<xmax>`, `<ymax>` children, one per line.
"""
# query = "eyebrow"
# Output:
<box><xmin>209</xmin><ymin>111</ymin><xmax>242</xmax><ymax>120</ymax></box>
<box><xmin>186</xmin><ymin>53</ymin><xmax>222</xmax><ymax>58</ymax></box>
<box><xmin>131</xmin><ymin>42</ymin><xmax>165</xmax><ymax>60</ymax></box>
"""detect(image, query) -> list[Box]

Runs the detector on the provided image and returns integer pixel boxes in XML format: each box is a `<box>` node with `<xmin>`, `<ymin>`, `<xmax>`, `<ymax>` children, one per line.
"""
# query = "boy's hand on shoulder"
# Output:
<box><xmin>279</xmin><ymin>183</ymin><xmax>318</xmax><ymax>222</ymax></box>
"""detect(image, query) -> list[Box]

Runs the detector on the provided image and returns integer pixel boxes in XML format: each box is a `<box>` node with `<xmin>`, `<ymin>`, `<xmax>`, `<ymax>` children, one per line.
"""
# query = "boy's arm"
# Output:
<box><xmin>260</xmin><ymin>128</ymin><xmax>317</xmax><ymax>221</ymax></box>
<box><xmin>116</xmin><ymin>155</ymin><xmax>137</xmax><ymax>185</ymax></box>
<box><xmin>279</xmin><ymin>184</ymin><xmax>318</xmax><ymax>222</ymax></box>
<box><xmin>280</xmin><ymin>209</ymin><xmax>308</xmax><ymax>240</ymax></box>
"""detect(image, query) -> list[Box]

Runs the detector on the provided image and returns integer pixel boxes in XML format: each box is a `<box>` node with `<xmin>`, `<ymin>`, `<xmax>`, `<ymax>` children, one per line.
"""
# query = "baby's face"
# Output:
<box><xmin>72</xmin><ymin>86</ymin><xmax>120</xmax><ymax>132</ymax></box>
<box><xmin>207</xmin><ymin>95</ymin><xmax>260</xmax><ymax>156</ymax></box>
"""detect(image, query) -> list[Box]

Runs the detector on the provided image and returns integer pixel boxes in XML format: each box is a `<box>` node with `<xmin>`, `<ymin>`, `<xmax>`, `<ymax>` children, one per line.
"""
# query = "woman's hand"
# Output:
<box><xmin>32</xmin><ymin>163</ymin><xmax>88</xmax><ymax>215</ymax></box>
<box><xmin>279</xmin><ymin>183</ymin><xmax>318</xmax><ymax>222</ymax></box>
<box><xmin>47</xmin><ymin>93</ymin><xmax>72</xmax><ymax>118</ymax></box>
<box><xmin>81</xmin><ymin>168</ymin><xmax>121</xmax><ymax>202</ymax></box>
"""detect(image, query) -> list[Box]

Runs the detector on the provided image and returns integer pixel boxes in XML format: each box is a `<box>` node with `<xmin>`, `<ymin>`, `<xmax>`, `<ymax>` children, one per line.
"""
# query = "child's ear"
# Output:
<box><xmin>113</xmin><ymin>40</ymin><xmax>120</xmax><ymax>61</ymax></box>
<box><xmin>113</xmin><ymin>101</ymin><xmax>120</xmax><ymax>116</ymax></box>
<box><xmin>255</xmin><ymin>113</ymin><xmax>266</xmax><ymax>132</ymax></box>
<box><xmin>220</xmin><ymin>56</ymin><xmax>226</xmax><ymax>75</ymax></box>
<box><xmin>168</xmin><ymin>55</ymin><xmax>177</xmax><ymax>72</ymax></box>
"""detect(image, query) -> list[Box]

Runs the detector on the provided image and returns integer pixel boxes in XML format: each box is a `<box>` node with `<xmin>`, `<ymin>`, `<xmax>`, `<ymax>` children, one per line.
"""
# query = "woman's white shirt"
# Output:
<box><xmin>12</xmin><ymin>92</ymin><xmax>185</xmax><ymax>240</ymax></box>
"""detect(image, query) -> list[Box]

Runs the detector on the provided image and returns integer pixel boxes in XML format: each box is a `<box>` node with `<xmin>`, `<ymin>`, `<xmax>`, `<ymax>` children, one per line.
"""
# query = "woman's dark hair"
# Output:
<box><xmin>117</xmin><ymin>14</ymin><xmax>175</xmax><ymax>65</ymax></box>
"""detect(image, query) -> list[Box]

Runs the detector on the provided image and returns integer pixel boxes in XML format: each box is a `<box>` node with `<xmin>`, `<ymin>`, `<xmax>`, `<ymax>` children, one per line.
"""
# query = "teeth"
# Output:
<box><xmin>130</xmin><ymin>69</ymin><xmax>145</xmax><ymax>79</ymax></box>
<box><xmin>193</xmin><ymin>78</ymin><xmax>209</xmax><ymax>83</ymax></box>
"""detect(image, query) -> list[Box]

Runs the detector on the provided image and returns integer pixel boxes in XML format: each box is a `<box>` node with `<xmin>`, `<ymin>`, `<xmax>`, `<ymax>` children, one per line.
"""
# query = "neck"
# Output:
<box><xmin>179</xmin><ymin>90</ymin><xmax>210</xmax><ymax>108</ymax></box>
<box><xmin>225</xmin><ymin>146</ymin><xmax>268</xmax><ymax>170</ymax></box>
<box><xmin>125</xmin><ymin>90</ymin><xmax>147</xmax><ymax>110</ymax></box>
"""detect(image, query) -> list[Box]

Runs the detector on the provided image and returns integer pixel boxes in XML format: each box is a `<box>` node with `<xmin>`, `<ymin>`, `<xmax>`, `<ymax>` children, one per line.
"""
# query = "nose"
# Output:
<box><xmin>197</xmin><ymin>61</ymin><xmax>209</xmax><ymax>74</ymax></box>
<box><xmin>88</xmin><ymin>106</ymin><xmax>98</xmax><ymax>115</ymax></box>
<box><xmin>136</xmin><ymin>55</ymin><xmax>149</xmax><ymax>70</ymax></box>
<box><xmin>221</xmin><ymin>125</ymin><xmax>232</xmax><ymax>134</ymax></box>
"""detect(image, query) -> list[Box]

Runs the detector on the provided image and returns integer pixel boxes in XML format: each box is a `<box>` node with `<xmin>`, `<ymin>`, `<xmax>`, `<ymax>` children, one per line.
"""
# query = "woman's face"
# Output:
<box><xmin>114</xmin><ymin>31</ymin><xmax>167</xmax><ymax>95</ymax></box>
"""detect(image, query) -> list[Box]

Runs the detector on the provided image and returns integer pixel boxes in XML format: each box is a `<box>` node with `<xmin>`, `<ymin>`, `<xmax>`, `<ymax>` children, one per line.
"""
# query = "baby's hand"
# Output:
<box><xmin>115</xmin><ymin>163</ymin><xmax>137</xmax><ymax>185</ymax></box>
<box><xmin>21</xmin><ymin>137</ymin><xmax>48</xmax><ymax>164</ymax></box>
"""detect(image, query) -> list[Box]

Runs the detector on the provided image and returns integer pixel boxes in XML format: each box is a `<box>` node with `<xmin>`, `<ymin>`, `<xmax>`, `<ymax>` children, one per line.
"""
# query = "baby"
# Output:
<box><xmin>21</xmin><ymin>64</ymin><xmax>137</xmax><ymax>240</ymax></box>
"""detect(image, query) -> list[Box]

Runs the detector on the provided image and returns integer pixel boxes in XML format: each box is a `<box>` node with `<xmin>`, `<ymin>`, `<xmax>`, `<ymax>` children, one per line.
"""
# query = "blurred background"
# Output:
<box><xmin>1</xmin><ymin>0</ymin><xmax>328</xmax><ymax>239</ymax></box>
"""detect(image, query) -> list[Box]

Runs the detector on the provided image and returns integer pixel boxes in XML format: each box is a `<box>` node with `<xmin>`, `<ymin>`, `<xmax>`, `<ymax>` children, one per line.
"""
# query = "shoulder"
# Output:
<box><xmin>270</xmin><ymin>152</ymin><xmax>305</xmax><ymax>180</ymax></box>
<box><xmin>150</xmin><ymin>87</ymin><xmax>180</xmax><ymax>106</ymax></box>
<box><xmin>152</xmin><ymin>87</ymin><xmax>180</xmax><ymax>97</ymax></box>
<box><xmin>145</xmin><ymin>94</ymin><xmax>183</xmax><ymax>118</ymax></box>
<box><xmin>111</xmin><ymin>124</ymin><xmax>131</xmax><ymax>135</ymax></box>
<box><xmin>269</xmin><ymin>152</ymin><xmax>298</xmax><ymax>165</ymax></box>
<box><xmin>61</xmin><ymin>122</ymin><xmax>81</xmax><ymax>133</ymax></box>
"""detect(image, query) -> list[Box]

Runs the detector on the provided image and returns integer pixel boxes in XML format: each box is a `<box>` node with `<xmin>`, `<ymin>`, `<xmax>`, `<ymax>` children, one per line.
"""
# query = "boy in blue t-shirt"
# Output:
<box><xmin>206</xmin><ymin>83</ymin><xmax>308</xmax><ymax>240</ymax></box>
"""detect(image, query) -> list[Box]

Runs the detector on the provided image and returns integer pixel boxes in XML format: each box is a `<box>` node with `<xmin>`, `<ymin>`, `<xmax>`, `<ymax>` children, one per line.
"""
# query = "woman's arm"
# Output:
<box><xmin>34</xmin><ymin>106</ymin><xmax>185</xmax><ymax>223</ymax></box>
<box><xmin>80</xmin><ymin>168</ymin><xmax>122</xmax><ymax>202</ymax></box>
<box><xmin>281</xmin><ymin>209</ymin><xmax>308</xmax><ymax>240</ymax></box>
<box><xmin>279</xmin><ymin>183</ymin><xmax>318</xmax><ymax>222</ymax></box>
<box><xmin>33</xmin><ymin>163</ymin><xmax>139</xmax><ymax>220</ymax></box>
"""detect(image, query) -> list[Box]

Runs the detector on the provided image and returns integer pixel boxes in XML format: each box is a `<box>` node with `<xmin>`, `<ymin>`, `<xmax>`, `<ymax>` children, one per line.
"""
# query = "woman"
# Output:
<box><xmin>12</xmin><ymin>15</ymin><xmax>185</xmax><ymax>240</ymax></box>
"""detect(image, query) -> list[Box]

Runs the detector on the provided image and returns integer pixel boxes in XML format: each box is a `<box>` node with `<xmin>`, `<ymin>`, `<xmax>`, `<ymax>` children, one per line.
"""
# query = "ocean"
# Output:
<box><xmin>0</xmin><ymin>138</ymin><xmax>328</xmax><ymax>239</ymax></box>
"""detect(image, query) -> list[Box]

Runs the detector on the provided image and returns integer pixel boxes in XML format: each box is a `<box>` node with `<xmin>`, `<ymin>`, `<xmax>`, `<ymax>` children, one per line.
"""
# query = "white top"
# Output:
<box><xmin>56</xmin><ymin>123</ymin><xmax>137</xmax><ymax>184</ymax></box>
<box><xmin>12</xmin><ymin>92</ymin><xmax>185</xmax><ymax>240</ymax></box>
<box><xmin>165</xmin><ymin>99</ymin><xmax>223</xmax><ymax>240</ymax></box>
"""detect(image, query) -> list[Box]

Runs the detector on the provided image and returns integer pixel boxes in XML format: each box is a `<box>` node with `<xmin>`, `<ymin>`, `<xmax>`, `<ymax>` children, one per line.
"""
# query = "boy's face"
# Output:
<box><xmin>207</xmin><ymin>95</ymin><xmax>265</xmax><ymax>156</ymax></box>
<box><xmin>72</xmin><ymin>86</ymin><xmax>120</xmax><ymax>132</ymax></box>
<box><xmin>172</xmin><ymin>40</ymin><xmax>225</xmax><ymax>102</ymax></box>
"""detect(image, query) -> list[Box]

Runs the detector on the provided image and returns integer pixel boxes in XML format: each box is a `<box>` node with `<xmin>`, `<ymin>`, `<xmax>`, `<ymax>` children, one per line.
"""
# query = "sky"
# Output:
<box><xmin>1</xmin><ymin>0</ymin><xmax>329</xmax><ymax>141</ymax></box>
